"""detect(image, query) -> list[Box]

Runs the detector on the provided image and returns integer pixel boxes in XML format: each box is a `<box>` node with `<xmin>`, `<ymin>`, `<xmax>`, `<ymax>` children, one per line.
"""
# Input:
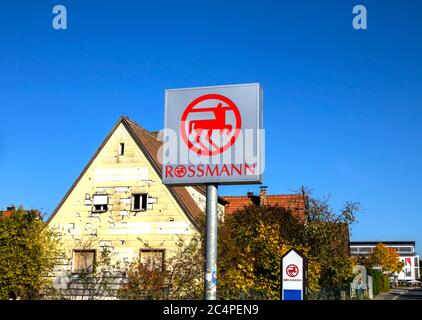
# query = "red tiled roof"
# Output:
<box><xmin>0</xmin><ymin>210</ymin><xmax>41</xmax><ymax>220</ymax></box>
<box><xmin>0</xmin><ymin>211</ymin><xmax>13</xmax><ymax>218</ymax></box>
<box><xmin>223</xmin><ymin>194</ymin><xmax>306</xmax><ymax>221</ymax></box>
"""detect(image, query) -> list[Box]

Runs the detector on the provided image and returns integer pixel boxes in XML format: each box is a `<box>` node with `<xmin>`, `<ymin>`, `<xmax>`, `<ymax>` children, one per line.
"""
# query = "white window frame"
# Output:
<box><xmin>92</xmin><ymin>194</ymin><xmax>109</xmax><ymax>213</ymax></box>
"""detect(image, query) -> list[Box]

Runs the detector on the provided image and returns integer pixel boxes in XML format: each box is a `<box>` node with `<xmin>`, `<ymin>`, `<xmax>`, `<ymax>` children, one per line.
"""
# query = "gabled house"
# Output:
<box><xmin>47</xmin><ymin>116</ymin><xmax>224</xmax><ymax>294</ymax></box>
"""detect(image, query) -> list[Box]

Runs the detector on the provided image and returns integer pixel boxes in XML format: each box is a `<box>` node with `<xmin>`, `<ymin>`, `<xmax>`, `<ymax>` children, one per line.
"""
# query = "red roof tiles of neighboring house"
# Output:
<box><xmin>0</xmin><ymin>211</ymin><xmax>13</xmax><ymax>218</ymax></box>
<box><xmin>223</xmin><ymin>191</ymin><xmax>306</xmax><ymax>222</ymax></box>
<box><xmin>0</xmin><ymin>209</ymin><xmax>41</xmax><ymax>220</ymax></box>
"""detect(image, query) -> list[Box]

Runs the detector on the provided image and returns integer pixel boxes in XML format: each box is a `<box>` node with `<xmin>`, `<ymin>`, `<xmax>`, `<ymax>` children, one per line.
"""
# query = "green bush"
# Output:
<box><xmin>367</xmin><ymin>268</ymin><xmax>382</xmax><ymax>296</ymax></box>
<box><xmin>367</xmin><ymin>269</ymin><xmax>390</xmax><ymax>295</ymax></box>
<box><xmin>381</xmin><ymin>275</ymin><xmax>390</xmax><ymax>292</ymax></box>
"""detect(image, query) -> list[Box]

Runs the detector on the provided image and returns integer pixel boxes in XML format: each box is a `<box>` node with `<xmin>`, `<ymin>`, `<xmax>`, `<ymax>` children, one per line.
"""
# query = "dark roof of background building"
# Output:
<box><xmin>350</xmin><ymin>241</ymin><xmax>416</xmax><ymax>246</ymax></box>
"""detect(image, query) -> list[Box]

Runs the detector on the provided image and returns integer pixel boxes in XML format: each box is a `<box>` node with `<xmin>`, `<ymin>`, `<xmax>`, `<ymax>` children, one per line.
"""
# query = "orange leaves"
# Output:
<box><xmin>369</xmin><ymin>243</ymin><xmax>403</xmax><ymax>273</ymax></box>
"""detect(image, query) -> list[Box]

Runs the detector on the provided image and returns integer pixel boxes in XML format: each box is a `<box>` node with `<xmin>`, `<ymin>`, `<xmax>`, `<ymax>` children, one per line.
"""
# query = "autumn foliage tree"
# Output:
<box><xmin>369</xmin><ymin>243</ymin><xmax>404</xmax><ymax>273</ymax></box>
<box><xmin>218</xmin><ymin>205</ymin><xmax>321</xmax><ymax>299</ymax></box>
<box><xmin>0</xmin><ymin>207</ymin><xmax>62</xmax><ymax>299</ymax></box>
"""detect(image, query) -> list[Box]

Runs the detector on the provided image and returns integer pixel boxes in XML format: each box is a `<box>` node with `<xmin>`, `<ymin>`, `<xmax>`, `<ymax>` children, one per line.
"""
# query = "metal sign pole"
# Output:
<box><xmin>204</xmin><ymin>183</ymin><xmax>218</xmax><ymax>300</ymax></box>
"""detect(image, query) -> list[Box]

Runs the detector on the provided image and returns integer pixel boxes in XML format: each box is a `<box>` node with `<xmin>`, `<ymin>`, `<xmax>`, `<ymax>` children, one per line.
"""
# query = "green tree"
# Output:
<box><xmin>0</xmin><ymin>207</ymin><xmax>62</xmax><ymax>299</ymax></box>
<box><xmin>218</xmin><ymin>205</ymin><xmax>321</xmax><ymax>299</ymax></box>
<box><xmin>303</xmin><ymin>189</ymin><xmax>360</xmax><ymax>289</ymax></box>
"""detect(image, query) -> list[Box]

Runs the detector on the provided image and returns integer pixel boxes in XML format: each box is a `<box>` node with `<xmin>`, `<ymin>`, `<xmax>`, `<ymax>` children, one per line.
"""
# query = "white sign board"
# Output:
<box><xmin>162</xmin><ymin>83</ymin><xmax>264</xmax><ymax>185</ymax></box>
<box><xmin>281</xmin><ymin>249</ymin><xmax>307</xmax><ymax>300</ymax></box>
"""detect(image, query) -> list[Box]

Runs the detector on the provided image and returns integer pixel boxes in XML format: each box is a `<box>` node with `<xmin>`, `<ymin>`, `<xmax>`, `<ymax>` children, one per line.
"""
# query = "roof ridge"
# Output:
<box><xmin>123</xmin><ymin>116</ymin><xmax>228</xmax><ymax>203</ymax></box>
<box><xmin>123</xmin><ymin>116</ymin><xmax>159</xmax><ymax>140</ymax></box>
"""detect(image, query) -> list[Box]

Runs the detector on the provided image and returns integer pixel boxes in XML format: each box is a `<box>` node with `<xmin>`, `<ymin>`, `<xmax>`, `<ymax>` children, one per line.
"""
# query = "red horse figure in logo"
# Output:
<box><xmin>188</xmin><ymin>103</ymin><xmax>233</xmax><ymax>151</ymax></box>
<box><xmin>180</xmin><ymin>94</ymin><xmax>241</xmax><ymax>156</ymax></box>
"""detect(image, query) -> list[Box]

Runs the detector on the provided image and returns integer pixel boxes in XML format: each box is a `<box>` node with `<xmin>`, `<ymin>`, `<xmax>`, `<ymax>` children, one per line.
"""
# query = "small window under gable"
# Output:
<box><xmin>119</xmin><ymin>143</ymin><xmax>125</xmax><ymax>156</ymax></box>
<box><xmin>92</xmin><ymin>194</ymin><xmax>108</xmax><ymax>213</ymax></box>
<box><xmin>132</xmin><ymin>193</ymin><xmax>147</xmax><ymax>211</ymax></box>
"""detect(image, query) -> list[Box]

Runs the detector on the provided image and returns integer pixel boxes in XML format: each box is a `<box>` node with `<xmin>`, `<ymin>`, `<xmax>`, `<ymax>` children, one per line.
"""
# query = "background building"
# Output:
<box><xmin>350</xmin><ymin>241</ymin><xmax>420</xmax><ymax>282</ymax></box>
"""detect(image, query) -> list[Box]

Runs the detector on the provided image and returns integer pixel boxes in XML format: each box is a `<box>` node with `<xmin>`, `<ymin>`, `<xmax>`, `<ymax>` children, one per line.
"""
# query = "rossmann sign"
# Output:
<box><xmin>162</xmin><ymin>83</ymin><xmax>264</xmax><ymax>185</ymax></box>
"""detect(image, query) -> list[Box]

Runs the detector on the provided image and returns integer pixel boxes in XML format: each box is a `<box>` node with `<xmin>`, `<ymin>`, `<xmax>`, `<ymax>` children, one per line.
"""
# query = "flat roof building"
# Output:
<box><xmin>350</xmin><ymin>241</ymin><xmax>420</xmax><ymax>282</ymax></box>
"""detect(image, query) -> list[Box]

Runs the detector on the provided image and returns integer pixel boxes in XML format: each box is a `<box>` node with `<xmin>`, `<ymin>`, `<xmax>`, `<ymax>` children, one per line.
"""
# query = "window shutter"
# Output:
<box><xmin>93</xmin><ymin>195</ymin><xmax>108</xmax><ymax>205</ymax></box>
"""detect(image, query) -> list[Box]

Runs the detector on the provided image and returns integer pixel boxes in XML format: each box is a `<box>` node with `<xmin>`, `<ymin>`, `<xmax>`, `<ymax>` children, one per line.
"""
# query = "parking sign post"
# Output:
<box><xmin>281</xmin><ymin>249</ymin><xmax>308</xmax><ymax>300</ymax></box>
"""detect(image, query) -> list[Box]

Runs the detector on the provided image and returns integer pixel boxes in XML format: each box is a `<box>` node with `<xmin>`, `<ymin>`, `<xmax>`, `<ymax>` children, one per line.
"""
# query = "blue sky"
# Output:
<box><xmin>0</xmin><ymin>1</ymin><xmax>421</xmax><ymax>255</ymax></box>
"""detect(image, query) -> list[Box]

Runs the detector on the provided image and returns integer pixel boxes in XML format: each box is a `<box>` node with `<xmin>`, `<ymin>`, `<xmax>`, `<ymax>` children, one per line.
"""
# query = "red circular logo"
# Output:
<box><xmin>174</xmin><ymin>165</ymin><xmax>186</xmax><ymax>178</ymax></box>
<box><xmin>286</xmin><ymin>264</ymin><xmax>299</xmax><ymax>277</ymax></box>
<box><xmin>180</xmin><ymin>94</ymin><xmax>242</xmax><ymax>156</ymax></box>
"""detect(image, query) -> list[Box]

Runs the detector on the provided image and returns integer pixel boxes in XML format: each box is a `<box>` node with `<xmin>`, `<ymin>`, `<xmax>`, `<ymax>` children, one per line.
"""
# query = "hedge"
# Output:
<box><xmin>367</xmin><ymin>268</ymin><xmax>382</xmax><ymax>296</ymax></box>
<box><xmin>381</xmin><ymin>274</ymin><xmax>390</xmax><ymax>292</ymax></box>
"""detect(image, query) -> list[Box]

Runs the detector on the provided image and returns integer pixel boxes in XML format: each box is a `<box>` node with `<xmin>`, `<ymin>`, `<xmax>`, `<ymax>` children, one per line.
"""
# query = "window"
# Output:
<box><xmin>73</xmin><ymin>250</ymin><xmax>96</xmax><ymax>273</ymax></box>
<box><xmin>119</xmin><ymin>143</ymin><xmax>125</xmax><ymax>156</ymax></box>
<box><xmin>132</xmin><ymin>193</ymin><xmax>147</xmax><ymax>211</ymax></box>
<box><xmin>92</xmin><ymin>194</ymin><xmax>108</xmax><ymax>212</ymax></box>
<box><xmin>140</xmin><ymin>249</ymin><xmax>164</xmax><ymax>272</ymax></box>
